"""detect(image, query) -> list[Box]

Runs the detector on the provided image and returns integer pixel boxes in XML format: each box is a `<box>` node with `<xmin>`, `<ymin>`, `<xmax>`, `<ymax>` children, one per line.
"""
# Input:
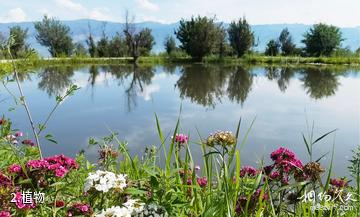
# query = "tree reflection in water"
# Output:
<box><xmin>176</xmin><ymin>64</ymin><xmax>229</xmax><ymax>108</ymax></box>
<box><xmin>227</xmin><ymin>65</ymin><xmax>253</xmax><ymax>106</ymax></box>
<box><xmin>300</xmin><ymin>67</ymin><xmax>340</xmax><ymax>99</ymax></box>
<box><xmin>265</xmin><ymin>66</ymin><xmax>295</xmax><ymax>92</ymax></box>
<box><xmin>33</xmin><ymin>64</ymin><xmax>347</xmax><ymax>111</ymax></box>
<box><xmin>38</xmin><ymin>66</ymin><xmax>74</xmax><ymax>97</ymax></box>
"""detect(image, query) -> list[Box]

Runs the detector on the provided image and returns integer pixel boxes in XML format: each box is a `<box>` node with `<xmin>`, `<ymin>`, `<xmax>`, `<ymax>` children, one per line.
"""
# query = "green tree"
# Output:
<box><xmin>109</xmin><ymin>33</ymin><xmax>127</xmax><ymax>57</ymax></box>
<box><xmin>164</xmin><ymin>35</ymin><xmax>176</xmax><ymax>55</ymax></box>
<box><xmin>228</xmin><ymin>17</ymin><xmax>255</xmax><ymax>57</ymax></box>
<box><xmin>9</xmin><ymin>26</ymin><xmax>30</xmax><ymax>58</ymax></box>
<box><xmin>302</xmin><ymin>23</ymin><xmax>343</xmax><ymax>56</ymax></box>
<box><xmin>73</xmin><ymin>43</ymin><xmax>88</xmax><ymax>57</ymax></box>
<box><xmin>97</xmin><ymin>36</ymin><xmax>109</xmax><ymax>57</ymax></box>
<box><xmin>264</xmin><ymin>39</ymin><xmax>280</xmax><ymax>56</ymax></box>
<box><xmin>175</xmin><ymin>16</ymin><xmax>224</xmax><ymax>61</ymax></box>
<box><xmin>279</xmin><ymin>28</ymin><xmax>296</xmax><ymax>56</ymax></box>
<box><xmin>34</xmin><ymin>16</ymin><xmax>73</xmax><ymax>57</ymax></box>
<box><xmin>124</xmin><ymin>12</ymin><xmax>155</xmax><ymax>62</ymax></box>
<box><xmin>356</xmin><ymin>47</ymin><xmax>360</xmax><ymax>55</ymax></box>
<box><xmin>86</xmin><ymin>34</ymin><xmax>97</xmax><ymax>57</ymax></box>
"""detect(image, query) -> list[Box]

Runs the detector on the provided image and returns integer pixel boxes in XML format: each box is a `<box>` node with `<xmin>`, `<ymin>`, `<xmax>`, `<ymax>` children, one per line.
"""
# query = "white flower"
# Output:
<box><xmin>95</xmin><ymin>206</ymin><xmax>131</xmax><ymax>217</ymax></box>
<box><xmin>84</xmin><ymin>170</ymin><xmax>127</xmax><ymax>193</ymax></box>
<box><xmin>123</xmin><ymin>199</ymin><xmax>145</xmax><ymax>214</ymax></box>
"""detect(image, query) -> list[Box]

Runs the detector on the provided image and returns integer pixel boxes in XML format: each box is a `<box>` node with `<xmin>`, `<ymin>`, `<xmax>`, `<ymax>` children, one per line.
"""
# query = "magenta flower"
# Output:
<box><xmin>15</xmin><ymin>132</ymin><xmax>23</xmax><ymax>137</ymax></box>
<box><xmin>26</xmin><ymin>155</ymin><xmax>78</xmax><ymax>178</ymax></box>
<box><xmin>240</xmin><ymin>166</ymin><xmax>258</xmax><ymax>178</ymax></box>
<box><xmin>8</xmin><ymin>164</ymin><xmax>22</xmax><ymax>174</ymax></box>
<box><xmin>0</xmin><ymin>172</ymin><xmax>11</xmax><ymax>187</ymax></box>
<box><xmin>14</xmin><ymin>192</ymin><xmax>36</xmax><ymax>209</ymax></box>
<box><xmin>22</xmin><ymin>139</ymin><xmax>36</xmax><ymax>146</ymax></box>
<box><xmin>0</xmin><ymin>119</ymin><xmax>6</xmax><ymax>125</ymax></box>
<box><xmin>269</xmin><ymin>171</ymin><xmax>280</xmax><ymax>180</ymax></box>
<box><xmin>0</xmin><ymin>211</ymin><xmax>11</xmax><ymax>217</ymax></box>
<box><xmin>197</xmin><ymin>177</ymin><xmax>208</xmax><ymax>187</ymax></box>
<box><xmin>67</xmin><ymin>202</ymin><xmax>92</xmax><ymax>216</ymax></box>
<box><xmin>174</xmin><ymin>134</ymin><xmax>188</xmax><ymax>144</ymax></box>
<box><xmin>330</xmin><ymin>178</ymin><xmax>348</xmax><ymax>188</ymax></box>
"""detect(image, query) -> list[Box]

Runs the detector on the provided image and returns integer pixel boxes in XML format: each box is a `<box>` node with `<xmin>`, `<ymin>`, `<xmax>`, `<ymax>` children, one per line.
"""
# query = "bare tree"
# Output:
<box><xmin>123</xmin><ymin>11</ymin><xmax>155</xmax><ymax>63</ymax></box>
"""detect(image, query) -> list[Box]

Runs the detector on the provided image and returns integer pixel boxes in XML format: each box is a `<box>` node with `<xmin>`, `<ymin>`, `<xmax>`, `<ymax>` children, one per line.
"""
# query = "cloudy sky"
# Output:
<box><xmin>0</xmin><ymin>0</ymin><xmax>359</xmax><ymax>27</ymax></box>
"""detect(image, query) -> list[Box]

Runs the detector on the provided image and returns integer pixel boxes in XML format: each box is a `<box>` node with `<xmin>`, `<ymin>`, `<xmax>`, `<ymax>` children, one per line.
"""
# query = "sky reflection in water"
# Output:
<box><xmin>0</xmin><ymin>64</ymin><xmax>359</xmax><ymax>177</ymax></box>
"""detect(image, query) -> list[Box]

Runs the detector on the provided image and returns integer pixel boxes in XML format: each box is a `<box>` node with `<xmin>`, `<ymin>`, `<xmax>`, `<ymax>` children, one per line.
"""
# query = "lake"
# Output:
<box><xmin>0</xmin><ymin>64</ymin><xmax>359</xmax><ymax>177</ymax></box>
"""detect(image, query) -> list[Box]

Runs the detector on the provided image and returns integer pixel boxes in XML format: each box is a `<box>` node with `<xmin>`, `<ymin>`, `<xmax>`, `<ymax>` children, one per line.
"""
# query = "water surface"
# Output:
<box><xmin>0</xmin><ymin>64</ymin><xmax>359</xmax><ymax>177</ymax></box>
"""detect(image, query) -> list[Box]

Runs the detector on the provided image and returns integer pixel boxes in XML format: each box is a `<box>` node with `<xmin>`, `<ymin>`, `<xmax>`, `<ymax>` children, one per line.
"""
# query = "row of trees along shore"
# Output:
<box><xmin>0</xmin><ymin>15</ymin><xmax>359</xmax><ymax>62</ymax></box>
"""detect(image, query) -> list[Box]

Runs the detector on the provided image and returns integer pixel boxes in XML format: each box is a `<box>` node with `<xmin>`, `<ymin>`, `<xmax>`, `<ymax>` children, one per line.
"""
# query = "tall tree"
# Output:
<box><xmin>34</xmin><ymin>16</ymin><xmax>73</xmax><ymax>57</ymax></box>
<box><xmin>278</xmin><ymin>28</ymin><xmax>296</xmax><ymax>56</ymax></box>
<box><xmin>265</xmin><ymin>39</ymin><xmax>280</xmax><ymax>56</ymax></box>
<box><xmin>302</xmin><ymin>23</ymin><xmax>343</xmax><ymax>56</ymax></box>
<box><xmin>228</xmin><ymin>17</ymin><xmax>255</xmax><ymax>57</ymax></box>
<box><xmin>73</xmin><ymin>43</ymin><xmax>88</xmax><ymax>57</ymax></box>
<box><xmin>9</xmin><ymin>26</ymin><xmax>29</xmax><ymax>58</ymax></box>
<box><xmin>175</xmin><ymin>16</ymin><xmax>224</xmax><ymax>61</ymax></box>
<box><xmin>109</xmin><ymin>33</ymin><xmax>128</xmax><ymax>57</ymax></box>
<box><xmin>86</xmin><ymin>23</ymin><xmax>97</xmax><ymax>57</ymax></box>
<box><xmin>123</xmin><ymin>12</ymin><xmax>155</xmax><ymax>62</ymax></box>
<box><xmin>164</xmin><ymin>35</ymin><xmax>176</xmax><ymax>55</ymax></box>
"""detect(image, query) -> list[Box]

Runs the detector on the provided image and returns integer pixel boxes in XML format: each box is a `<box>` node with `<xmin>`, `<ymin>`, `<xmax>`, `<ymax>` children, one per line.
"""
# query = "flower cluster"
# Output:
<box><xmin>22</xmin><ymin>139</ymin><xmax>36</xmax><ymax>147</ymax></box>
<box><xmin>98</xmin><ymin>146</ymin><xmax>119</xmax><ymax>162</ymax></box>
<box><xmin>330</xmin><ymin>178</ymin><xmax>348</xmax><ymax>188</ymax></box>
<box><xmin>206</xmin><ymin>131</ymin><xmax>236</xmax><ymax>147</ymax></box>
<box><xmin>8</xmin><ymin>164</ymin><xmax>22</xmax><ymax>174</ymax></box>
<box><xmin>137</xmin><ymin>203</ymin><xmax>168</xmax><ymax>217</ymax></box>
<box><xmin>84</xmin><ymin>170</ymin><xmax>127</xmax><ymax>193</ymax></box>
<box><xmin>264</xmin><ymin>147</ymin><xmax>305</xmax><ymax>185</ymax></box>
<box><xmin>196</xmin><ymin>177</ymin><xmax>207</xmax><ymax>187</ymax></box>
<box><xmin>303</xmin><ymin>162</ymin><xmax>325</xmax><ymax>181</ymax></box>
<box><xmin>26</xmin><ymin>155</ymin><xmax>78</xmax><ymax>178</ymax></box>
<box><xmin>236</xmin><ymin>189</ymin><xmax>268</xmax><ymax>214</ymax></box>
<box><xmin>174</xmin><ymin>134</ymin><xmax>188</xmax><ymax>144</ymax></box>
<box><xmin>14</xmin><ymin>192</ymin><xmax>36</xmax><ymax>209</ymax></box>
<box><xmin>0</xmin><ymin>211</ymin><xmax>11</xmax><ymax>217</ymax></box>
<box><xmin>96</xmin><ymin>199</ymin><xmax>145</xmax><ymax>217</ymax></box>
<box><xmin>240</xmin><ymin>166</ymin><xmax>258</xmax><ymax>178</ymax></box>
<box><xmin>0</xmin><ymin>172</ymin><xmax>11</xmax><ymax>188</ymax></box>
<box><xmin>67</xmin><ymin>202</ymin><xmax>92</xmax><ymax>217</ymax></box>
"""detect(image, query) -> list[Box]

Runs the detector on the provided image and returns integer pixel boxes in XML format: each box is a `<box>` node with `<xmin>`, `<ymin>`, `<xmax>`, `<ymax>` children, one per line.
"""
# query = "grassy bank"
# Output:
<box><xmin>0</xmin><ymin>55</ymin><xmax>359</xmax><ymax>76</ymax></box>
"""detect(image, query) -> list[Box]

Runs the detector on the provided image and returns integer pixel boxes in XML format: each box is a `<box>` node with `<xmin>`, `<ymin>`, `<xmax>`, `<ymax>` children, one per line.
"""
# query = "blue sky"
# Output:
<box><xmin>0</xmin><ymin>0</ymin><xmax>359</xmax><ymax>27</ymax></box>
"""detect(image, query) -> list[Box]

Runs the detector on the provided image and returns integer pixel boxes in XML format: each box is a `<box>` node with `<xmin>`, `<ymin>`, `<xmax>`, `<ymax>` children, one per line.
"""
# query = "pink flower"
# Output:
<box><xmin>186</xmin><ymin>179</ymin><xmax>192</xmax><ymax>185</ymax></box>
<box><xmin>174</xmin><ymin>134</ymin><xmax>188</xmax><ymax>144</ymax></box>
<box><xmin>14</xmin><ymin>192</ymin><xmax>36</xmax><ymax>209</ymax></box>
<box><xmin>0</xmin><ymin>211</ymin><xmax>11</xmax><ymax>217</ymax></box>
<box><xmin>269</xmin><ymin>171</ymin><xmax>280</xmax><ymax>180</ymax></box>
<box><xmin>330</xmin><ymin>178</ymin><xmax>348</xmax><ymax>188</ymax></box>
<box><xmin>240</xmin><ymin>166</ymin><xmax>257</xmax><ymax>178</ymax></box>
<box><xmin>0</xmin><ymin>172</ymin><xmax>11</xmax><ymax>187</ymax></box>
<box><xmin>67</xmin><ymin>203</ymin><xmax>92</xmax><ymax>216</ymax></box>
<box><xmin>0</xmin><ymin>119</ymin><xmax>6</xmax><ymax>125</ymax></box>
<box><xmin>15</xmin><ymin>132</ymin><xmax>23</xmax><ymax>137</ymax></box>
<box><xmin>54</xmin><ymin>166</ymin><xmax>68</xmax><ymax>178</ymax></box>
<box><xmin>22</xmin><ymin>139</ymin><xmax>36</xmax><ymax>146</ymax></box>
<box><xmin>8</xmin><ymin>164</ymin><xmax>22</xmax><ymax>174</ymax></box>
<box><xmin>197</xmin><ymin>177</ymin><xmax>208</xmax><ymax>187</ymax></box>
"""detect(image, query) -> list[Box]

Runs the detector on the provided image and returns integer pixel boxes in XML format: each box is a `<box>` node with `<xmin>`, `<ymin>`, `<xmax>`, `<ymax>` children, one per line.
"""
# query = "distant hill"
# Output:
<box><xmin>0</xmin><ymin>19</ymin><xmax>359</xmax><ymax>57</ymax></box>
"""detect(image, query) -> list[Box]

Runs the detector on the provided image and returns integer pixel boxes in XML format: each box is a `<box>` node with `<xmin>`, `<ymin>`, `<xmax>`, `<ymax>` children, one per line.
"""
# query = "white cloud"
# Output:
<box><xmin>135</xmin><ymin>0</ymin><xmax>159</xmax><ymax>12</ymax></box>
<box><xmin>89</xmin><ymin>8</ymin><xmax>113</xmax><ymax>21</ymax></box>
<box><xmin>54</xmin><ymin>0</ymin><xmax>87</xmax><ymax>14</ymax></box>
<box><xmin>0</xmin><ymin>8</ymin><xmax>27</xmax><ymax>23</ymax></box>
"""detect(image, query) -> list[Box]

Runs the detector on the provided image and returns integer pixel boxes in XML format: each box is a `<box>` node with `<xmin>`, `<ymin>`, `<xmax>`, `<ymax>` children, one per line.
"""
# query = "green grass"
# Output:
<box><xmin>1</xmin><ymin>54</ymin><xmax>360</xmax><ymax>76</ymax></box>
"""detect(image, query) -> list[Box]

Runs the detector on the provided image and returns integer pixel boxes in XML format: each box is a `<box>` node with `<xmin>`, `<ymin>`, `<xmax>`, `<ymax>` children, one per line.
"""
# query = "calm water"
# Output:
<box><xmin>0</xmin><ymin>64</ymin><xmax>359</xmax><ymax>177</ymax></box>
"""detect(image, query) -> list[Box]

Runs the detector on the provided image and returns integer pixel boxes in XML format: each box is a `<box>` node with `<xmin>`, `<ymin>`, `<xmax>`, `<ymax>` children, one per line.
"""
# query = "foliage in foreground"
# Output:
<box><xmin>0</xmin><ymin>116</ymin><xmax>359</xmax><ymax>217</ymax></box>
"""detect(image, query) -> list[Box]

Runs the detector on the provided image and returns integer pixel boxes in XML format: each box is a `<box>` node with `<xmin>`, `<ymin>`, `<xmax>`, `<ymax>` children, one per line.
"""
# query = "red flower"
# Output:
<box><xmin>197</xmin><ymin>177</ymin><xmax>208</xmax><ymax>187</ymax></box>
<box><xmin>240</xmin><ymin>166</ymin><xmax>258</xmax><ymax>178</ymax></box>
